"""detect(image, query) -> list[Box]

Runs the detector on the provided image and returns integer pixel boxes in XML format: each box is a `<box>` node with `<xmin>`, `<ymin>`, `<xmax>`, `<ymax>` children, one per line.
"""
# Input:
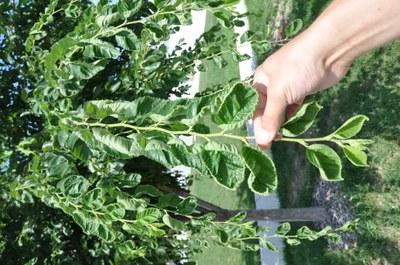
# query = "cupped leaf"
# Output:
<box><xmin>157</xmin><ymin>193</ymin><xmax>182</xmax><ymax>209</ymax></box>
<box><xmin>115</xmin><ymin>173</ymin><xmax>141</xmax><ymax>188</ymax></box>
<box><xmin>117</xmin><ymin>194</ymin><xmax>146</xmax><ymax>211</ymax></box>
<box><xmin>57</xmin><ymin>175</ymin><xmax>90</xmax><ymax>197</ymax></box>
<box><xmin>82</xmin><ymin>39</ymin><xmax>121</xmax><ymax>59</ymax></box>
<box><xmin>122</xmin><ymin>220</ymin><xmax>165</xmax><ymax>237</ymax></box>
<box><xmin>72</xmin><ymin>210</ymin><xmax>100</xmax><ymax>235</ymax></box>
<box><xmin>228</xmin><ymin>212</ymin><xmax>247</xmax><ymax>223</ymax></box>
<box><xmin>116</xmin><ymin>0</ymin><xmax>143</xmax><ymax>19</ymax></box>
<box><xmin>136</xmin><ymin>208</ymin><xmax>162</xmax><ymax>223</ymax></box>
<box><xmin>44</xmin><ymin>37</ymin><xmax>77</xmax><ymax>70</ymax></box>
<box><xmin>83</xmin><ymin>188</ymin><xmax>105</xmax><ymax>209</ymax></box>
<box><xmin>200</xmin><ymin>148</ymin><xmax>245</xmax><ymax>190</ymax></box>
<box><xmin>277</xmin><ymin>222</ymin><xmax>291</xmax><ymax>236</ymax></box>
<box><xmin>212</xmin><ymin>83</ymin><xmax>258</xmax><ymax>128</ymax></box>
<box><xmin>71</xmin><ymin>210</ymin><xmax>116</xmax><ymax>242</ymax></box>
<box><xmin>67</xmin><ymin>62</ymin><xmax>104</xmax><ymax>80</ymax></box>
<box><xmin>343</xmin><ymin>145</ymin><xmax>368</xmax><ymax>167</ymax></box>
<box><xmin>306</xmin><ymin>144</ymin><xmax>343</xmax><ymax>181</ymax></box>
<box><xmin>282</xmin><ymin>101</ymin><xmax>322</xmax><ymax>137</ymax></box>
<box><xmin>162</xmin><ymin>214</ymin><xmax>185</xmax><ymax>231</ymax></box>
<box><xmin>285</xmin><ymin>18</ymin><xmax>303</xmax><ymax>38</ymax></box>
<box><xmin>331</xmin><ymin>115</ymin><xmax>369</xmax><ymax>139</ymax></box>
<box><xmin>296</xmin><ymin>226</ymin><xmax>319</xmax><ymax>240</ymax></box>
<box><xmin>241</xmin><ymin>146</ymin><xmax>277</xmax><ymax>195</ymax></box>
<box><xmin>177</xmin><ymin>197</ymin><xmax>197</xmax><ymax>215</ymax></box>
<box><xmin>43</xmin><ymin>153</ymin><xmax>77</xmax><ymax>178</ymax></box>
<box><xmin>104</xmin><ymin>203</ymin><xmax>126</xmax><ymax>220</ymax></box>
<box><xmin>57</xmin><ymin>132</ymin><xmax>91</xmax><ymax>161</ymax></box>
<box><xmin>90</xmin><ymin>128</ymin><xmax>143</xmax><ymax>158</ymax></box>
<box><xmin>216</xmin><ymin>229</ymin><xmax>229</xmax><ymax>244</ymax></box>
<box><xmin>96</xmin><ymin>222</ymin><xmax>116</xmax><ymax>241</ymax></box>
<box><xmin>83</xmin><ymin>100</ymin><xmax>132</xmax><ymax>119</ymax></box>
<box><xmin>115</xmin><ymin>28</ymin><xmax>138</xmax><ymax>50</ymax></box>
<box><xmin>96</xmin><ymin>0</ymin><xmax>142</xmax><ymax>26</ymax></box>
<box><xmin>213</xmin><ymin>10</ymin><xmax>233</xmax><ymax>28</ymax></box>
<box><xmin>286</xmin><ymin>238</ymin><xmax>301</xmax><ymax>246</ymax></box>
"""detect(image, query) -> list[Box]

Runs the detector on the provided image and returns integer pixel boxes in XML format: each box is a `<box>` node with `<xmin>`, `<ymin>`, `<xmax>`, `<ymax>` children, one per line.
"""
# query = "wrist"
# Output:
<box><xmin>296</xmin><ymin>22</ymin><xmax>354</xmax><ymax>77</ymax></box>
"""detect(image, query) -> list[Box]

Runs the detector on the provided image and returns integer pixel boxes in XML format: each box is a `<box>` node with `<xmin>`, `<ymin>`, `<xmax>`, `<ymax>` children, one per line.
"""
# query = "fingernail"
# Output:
<box><xmin>257</xmin><ymin>128</ymin><xmax>274</xmax><ymax>145</ymax></box>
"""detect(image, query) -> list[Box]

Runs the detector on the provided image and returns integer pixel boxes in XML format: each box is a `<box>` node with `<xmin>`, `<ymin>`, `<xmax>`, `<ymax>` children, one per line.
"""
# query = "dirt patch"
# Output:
<box><xmin>313</xmin><ymin>180</ymin><xmax>357</xmax><ymax>250</ymax></box>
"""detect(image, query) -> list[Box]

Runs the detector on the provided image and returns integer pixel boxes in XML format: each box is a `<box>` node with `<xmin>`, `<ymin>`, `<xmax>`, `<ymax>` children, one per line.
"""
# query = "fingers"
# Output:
<box><xmin>258</xmin><ymin>91</ymin><xmax>287</xmax><ymax>148</ymax></box>
<box><xmin>252</xmin><ymin>70</ymin><xmax>288</xmax><ymax>149</ymax></box>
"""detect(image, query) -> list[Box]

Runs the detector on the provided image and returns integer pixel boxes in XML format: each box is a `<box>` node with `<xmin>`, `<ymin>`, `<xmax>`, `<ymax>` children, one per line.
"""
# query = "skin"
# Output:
<box><xmin>253</xmin><ymin>0</ymin><xmax>400</xmax><ymax>149</ymax></box>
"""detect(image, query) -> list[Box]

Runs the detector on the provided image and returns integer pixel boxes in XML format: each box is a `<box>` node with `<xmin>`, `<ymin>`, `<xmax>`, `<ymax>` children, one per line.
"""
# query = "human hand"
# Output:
<box><xmin>252</xmin><ymin>35</ymin><xmax>350</xmax><ymax>149</ymax></box>
<box><xmin>253</xmin><ymin>0</ymin><xmax>400</xmax><ymax>149</ymax></box>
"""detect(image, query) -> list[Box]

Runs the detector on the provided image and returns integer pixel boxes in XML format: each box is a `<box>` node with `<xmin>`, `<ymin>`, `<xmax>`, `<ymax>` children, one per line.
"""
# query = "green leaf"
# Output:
<box><xmin>286</xmin><ymin>238</ymin><xmax>301</xmax><ymax>246</ymax></box>
<box><xmin>117</xmin><ymin>195</ymin><xmax>146</xmax><ymax>211</ymax></box>
<box><xmin>213</xmin><ymin>10</ymin><xmax>233</xmax><ymax>28</ymax></box>
<box><xmin>200</xmin><ymin>148</ymin><xmax>245</xmax><ymax>190</ymax></box>
<box><xmin>56</xmin><ymin>131</ymin><xmax>91</xmax><ymax>161</ymax></box>
<box><xmin>115</xmin><ymin>29</ymin><xmax>138</xmax><ymax>50</ymax></box>
<box><xmin>241</xmin><ymin>146</ymin><xmax>277</xmax><ymax>195</ymax></box>
<box><xmin>65</xmin><ymin>2</ymin><xmax>82</xmax><ymax>18</ymax></box>
<box><xmin>296</xmin><ymin>226</ymin><xmax>319</xmax><ymax>240</ymax></box>
<box><xmin>83</xmin><ymin>39</ymin><xmax>121</xmax><ymax>59</ymax></box>
<box><xmin>97</xmin><ymin>222</ymin><xmax>116</xmax><ymax>241</ymax></box>
<box><xmin>306</xmin><ymin>144</ymin><xmax>343</xmax><ymax>181</ymax></box>
<box><xmin>282</xmin><ymin>101</ymin><xmax>322</xmax><ymax>137</ymax></box>
<box><xmin>261</xmin><ymin>240</ymin><xmax>278</xmax><ymax>251</ymax></box>
<box><xmin>105</xmin><ymin>203</ymin><xmax>126</xmax><ymax>220</ymax></box>
<box><xmin>162</xmin><ymin>214</ymin><xmax>185</xmax><ymax>231</ymax></box>
<box><xmin>177</xmin><ymin>197</ymin><xmax>197</xmax><ymax>215</ymax></box>
<box><xmin>71</xmin><ymin>210</ymin><xmax>100</xmax><ymax>235</ymax></box>
<box><xmin>90</xmin><ymin>128</ymin><xmax>142</xmax><ymax>158</ymax></box>
<box><xmin>44</xmin><ymin>37</ymin><xmax>77</xmax><ymax>70</ymax></box>
<box><xmin>212</xmin><ymin>83</ymin><xmax>258</xmax><ymax>128</ymax></box>
<box><xmin>115</xmin><ymin>173</ymin><xmax>141</xmax><ymax>188</ymax></box>
<box><xmin>122</xmin><ymin>221</ymin><xmax>165</xmax><ymax>237</ymax></box>
<box><xmin>95</xmin><ymin>9</ymin><xmax>120</xmax><ymax>27</ymax></box>
<box><xmin>83</xmin><ymin>100</ymin><xmax>132</xmax><ymax>119</ymax></box>
<box><xmin>216</xmin><ymin>229</ymin><xmax>229</xmax><ymax>244</ymax></box>
<box><xmin>136</xmin><ymin>208</ymin><xmax>162</xmax><ymax>223</ymax></box>
<box><xmin>67</xmin><ymin>62</ymin><xmax>104</xmax><ymax>80</ymax></box>
<box><xmin>116</xmin><ymin>240</ymin><xmax>137</xmax><ymax>255</ymax></box>
<box><xmin>83</xmin><ymin>188</ymin><xmax>105</xmax><ymax>209</ymax></box>
<box><xmin>43</xmin><ymin>153</ymin><xmax>77</xmax><ymax>178</ymax></box>
<box><xmin>277</xmin><ymin>222</ymin><xmax>291</xmax><ymax>235</ymax></box>
<box><xmin>71</xmin><ymin>210</ymin><xmax>115</xmax><ymax>241</ymax></box>
<box><xmin>57</xmin><ymin>175</ymin><xmax>90</xmax><ymax>197</ymax></box>
<box><xmin>116</xmin><ymin>0</ymin><xmax>143</xmax><ymax>19</ymax></box>
<box><xmin>285</xmin><ymin>18</ymin><xmax>303</xmax><ymax>38</ymax></box>
<box><xmin>343</xmin><ymin>146</ymin><xmax>368</xmax><ymax>167</ymax></box>
<box><xmin>157</xmin><ymin>193</ymin><xmax>181</xmax><ymax>209</ymax></box>
<box><xmin>228</xmin><ymin>212</ymin><xmax>247</xmax><ymax>223</ymax></box>
<box><xmin>331</xmin><ymin>115</ymin><xmax>369</xmax><ymax>139</ymax></box>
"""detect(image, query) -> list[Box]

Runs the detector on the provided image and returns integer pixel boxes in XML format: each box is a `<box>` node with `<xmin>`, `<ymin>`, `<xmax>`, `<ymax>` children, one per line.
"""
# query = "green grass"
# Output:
<box><xmin>191</xmin><ymin>13</ymin><xmax>260</xmax><ymax>265</ymax></box>
<box><xmin>270</xmin><ymin>1</ymin><xmax>400</xmax><ymax>264</ymax></box>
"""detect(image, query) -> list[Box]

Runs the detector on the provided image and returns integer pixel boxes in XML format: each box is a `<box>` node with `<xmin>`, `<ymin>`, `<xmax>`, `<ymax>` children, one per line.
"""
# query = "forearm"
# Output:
<box><xmin>299</xmin><ymin>0</ymin><xmax>400</xmax><ymax>68</ymax></box>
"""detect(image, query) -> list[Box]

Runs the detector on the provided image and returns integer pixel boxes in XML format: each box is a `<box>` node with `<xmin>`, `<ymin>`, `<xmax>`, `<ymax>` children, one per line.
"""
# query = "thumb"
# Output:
<box><xmin>255</xmin><ymin>90</ymin><xmax>288</xmax><ymax>148</ymax></box>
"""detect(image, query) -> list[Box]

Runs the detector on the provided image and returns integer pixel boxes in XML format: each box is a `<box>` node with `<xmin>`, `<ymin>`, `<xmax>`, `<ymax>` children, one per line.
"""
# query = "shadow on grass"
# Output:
<box><xmin>315</xmin><ymin>44</ymin><xmax>400</xmax><ymax>143</ymax></box>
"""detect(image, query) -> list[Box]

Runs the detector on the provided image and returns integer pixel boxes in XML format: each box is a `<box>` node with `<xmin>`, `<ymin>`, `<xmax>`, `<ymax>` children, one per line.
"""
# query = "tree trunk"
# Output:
<box><xmin>158</xmin><ymin>185</ymin><xmax>328</xmax><ymax>222</ymax></box>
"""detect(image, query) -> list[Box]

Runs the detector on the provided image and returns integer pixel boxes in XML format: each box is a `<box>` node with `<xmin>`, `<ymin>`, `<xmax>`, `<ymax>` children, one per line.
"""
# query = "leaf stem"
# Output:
<box><xmin>72</xmin><ymin>121</ymin><xmax>249</xmax><ymax>144</ymax></box>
